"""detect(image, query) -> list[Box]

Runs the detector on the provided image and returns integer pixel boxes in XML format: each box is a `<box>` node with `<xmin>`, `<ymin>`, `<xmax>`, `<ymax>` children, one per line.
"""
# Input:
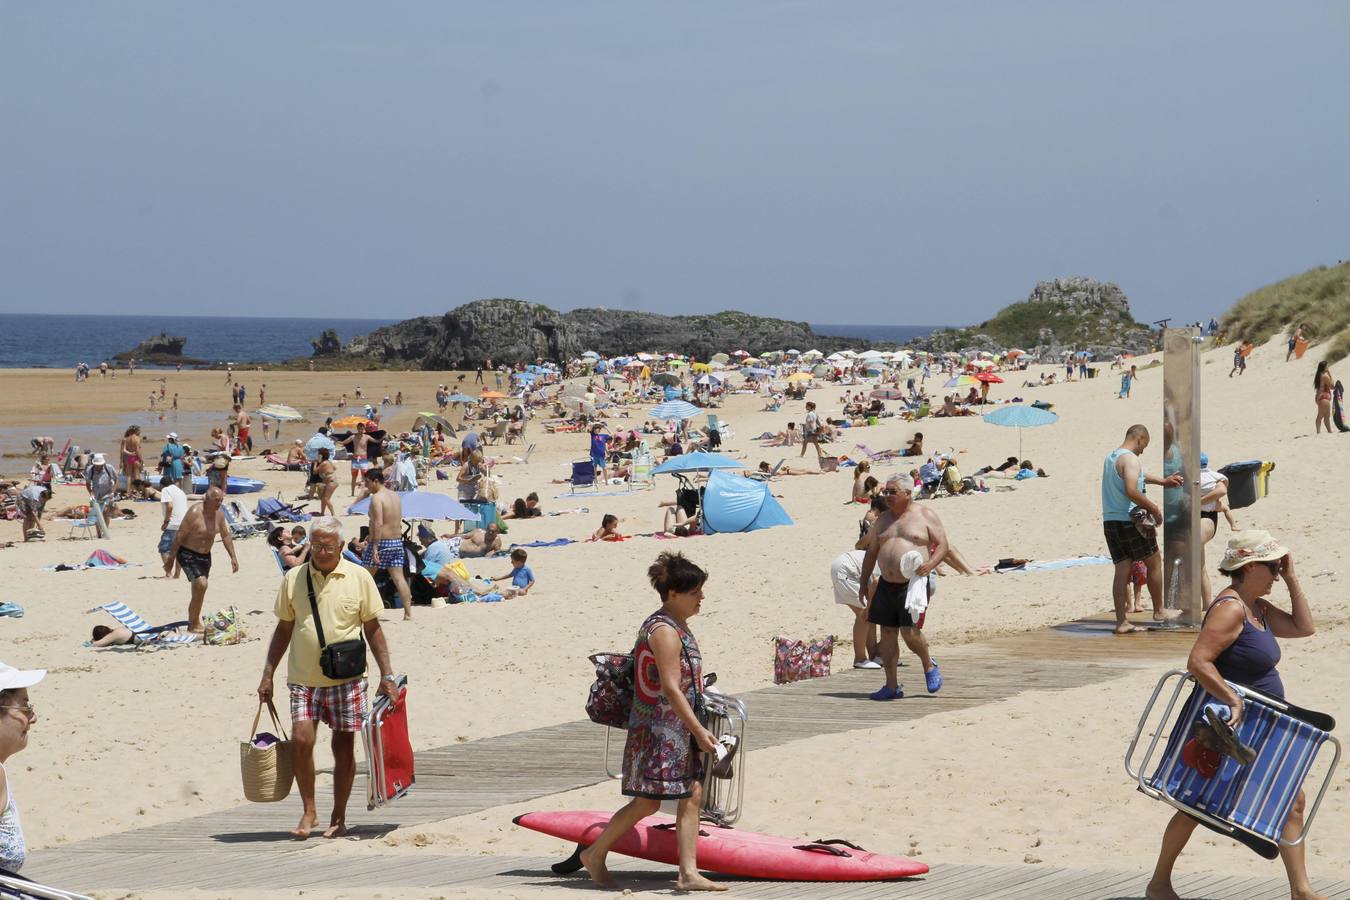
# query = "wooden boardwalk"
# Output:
<box><xmin>25</xmin><ymin>613</ymin><xmax>1307</xmax><ymax>898</ymax></box>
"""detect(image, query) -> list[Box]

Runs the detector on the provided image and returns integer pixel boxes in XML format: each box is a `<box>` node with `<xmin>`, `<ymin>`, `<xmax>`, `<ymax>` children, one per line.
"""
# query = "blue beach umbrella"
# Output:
<box><xmin>981</xmin><ymin>404</ymin><xmax>1060</xmax><ymax>458</ymax></box>
<box><xmin>304</xmin><ymin>433</ymin><xmax>337</xmax><ymax>462</ymax></box>
<box><xmin>651</xmin><ymin>452</ymin><xmax>746</xmax><ymax>475</ymax></box>
<box><xmin>742</xmin><ymin>367</ymin><xmax>774</xmax><ymax>377</ymax></box>
<box><xmin>649</xmin><ymin>400</ymin><xmax>701</xmax><ymax>421</ymax></box>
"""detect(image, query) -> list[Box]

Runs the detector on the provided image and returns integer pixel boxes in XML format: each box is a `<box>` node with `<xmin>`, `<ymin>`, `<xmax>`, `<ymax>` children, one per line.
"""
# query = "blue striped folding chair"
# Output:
<box><xmin>89</xmin><ymin>602</ymin><xmax>196</xmax><ymax>648</ymax></box>
<box><xmin>1127</xmin><ymin>670</ymin><xmax>1340</xmax><ymax>858</ymax></box>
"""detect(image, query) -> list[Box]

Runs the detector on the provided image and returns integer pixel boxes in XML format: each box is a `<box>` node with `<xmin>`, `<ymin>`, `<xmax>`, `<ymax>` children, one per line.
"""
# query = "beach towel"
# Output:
<box><xmin>900</xmin><ymin>550</ymin><xmax>928</xmax><ymax>622</ymax></box>
<box><xmin>0</xmin><ymin>603</ymin><xmax>23</xmax><ymax>619</ymax></box>
<box><xmin>45</xmin><ymin>550</ymin><xmax>140</xmax><ymax>571</ymax></box>
<box><xmin>1020</xmin><ymin>556</ymin><xmax>1112</xmax><ymax>571</ymax></box>
<box><xmin>553</xmin><ymin>489</ymin><xmax>631</xmax><ymax>500</ymax></box>
<box><xmin>507</xmin><ymin>538</ymin><xmax>576</xmax><ymax>550</ymax></box>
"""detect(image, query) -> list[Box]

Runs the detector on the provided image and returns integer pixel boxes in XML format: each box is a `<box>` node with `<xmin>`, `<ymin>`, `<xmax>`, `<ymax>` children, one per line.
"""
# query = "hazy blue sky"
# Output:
<box><xmin>3</xmin><ymin>3</ymin><xmax>1347</xmax><ymax>325</ymax></box>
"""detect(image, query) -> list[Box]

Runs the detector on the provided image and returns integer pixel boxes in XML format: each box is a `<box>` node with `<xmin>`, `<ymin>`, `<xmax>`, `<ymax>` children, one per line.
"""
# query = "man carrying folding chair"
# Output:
<box><xmin>1145</xmin><ymin>530</ymin><xmax>1325</xmax><ymax>900</ymax></box>
<box><xmin>258</xmin><ymin>516</ymin><xmax>397</xmax><ymax>840</ymax></box>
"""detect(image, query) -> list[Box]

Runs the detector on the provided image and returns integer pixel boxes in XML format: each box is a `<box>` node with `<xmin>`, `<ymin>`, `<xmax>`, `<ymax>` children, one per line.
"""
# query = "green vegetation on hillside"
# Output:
<box><xmin>1222</xmin><ymin>262</ymin><xmax>1350</xmax><ymax>362</ymax></box>
<box><xmin>972</xmin><ymin>301</ymin><xmax>1143</xmax><ymax>348</ymax></box>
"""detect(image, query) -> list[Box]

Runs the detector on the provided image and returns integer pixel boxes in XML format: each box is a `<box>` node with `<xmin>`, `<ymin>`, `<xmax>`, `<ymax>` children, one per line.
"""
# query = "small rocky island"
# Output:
<box><xmin>113</xmin><ymin>333</ymin><xmax>208</xmax><ymax>366</ymax></box>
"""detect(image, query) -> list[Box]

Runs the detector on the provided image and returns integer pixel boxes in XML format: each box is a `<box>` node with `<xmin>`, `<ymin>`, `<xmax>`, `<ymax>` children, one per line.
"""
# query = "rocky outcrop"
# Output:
<box><xmin>910</xmin><ymin>278</ymin><xmax>1156</xmax><ymax>361</ymax></box>
<box><xmin>333</xmin><ymin>299</ymin><xmax>880</xmax><ymax>367</ymax></box>
<box><xmin>113</xmin><ymin>333</ymin><xmax>206</xmax><ymax>365</ymax></box>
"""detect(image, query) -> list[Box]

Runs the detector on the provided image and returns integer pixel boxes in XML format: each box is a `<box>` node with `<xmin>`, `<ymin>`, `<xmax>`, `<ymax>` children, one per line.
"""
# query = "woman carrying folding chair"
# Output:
<box><xmin>1146</xmin><ymin>530</ymin><xmax>1325</xmax><ymax>900</ymax></box>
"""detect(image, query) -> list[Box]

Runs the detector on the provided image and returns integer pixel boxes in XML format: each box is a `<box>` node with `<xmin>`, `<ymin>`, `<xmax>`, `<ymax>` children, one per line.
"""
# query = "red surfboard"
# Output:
<box><xmin>513</xmin><ymin>810</ymin><xmax>928</xmax><ymax>881</ymax></box>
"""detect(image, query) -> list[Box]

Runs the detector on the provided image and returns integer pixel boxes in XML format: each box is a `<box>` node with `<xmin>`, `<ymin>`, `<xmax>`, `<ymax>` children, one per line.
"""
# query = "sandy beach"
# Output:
<box><xmin>1</xmin><ymin>335</ymin><xmax>1347</xmax><ymax>897</ymax></box>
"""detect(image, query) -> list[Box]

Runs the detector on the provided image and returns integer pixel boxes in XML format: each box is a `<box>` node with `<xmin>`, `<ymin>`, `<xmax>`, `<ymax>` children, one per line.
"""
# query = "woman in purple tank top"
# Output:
<box><xmin>1146</xmin><ymin>531</ymin><xmax>1324</xmax><ymax>900</ymax></box>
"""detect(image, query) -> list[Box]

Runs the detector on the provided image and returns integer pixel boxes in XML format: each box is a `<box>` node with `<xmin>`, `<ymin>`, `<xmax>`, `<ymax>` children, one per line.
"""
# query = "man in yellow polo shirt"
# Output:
<box><xmin>258</xmin><ymin>516</ymin><xmax>397</xmax><ymax>840</ymax></box>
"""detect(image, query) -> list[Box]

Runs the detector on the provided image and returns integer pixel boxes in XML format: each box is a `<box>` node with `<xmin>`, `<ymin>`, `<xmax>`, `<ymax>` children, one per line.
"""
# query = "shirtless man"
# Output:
<box><xmin>457</xmin><ymin>523</ymin><xmax>503</xmax><ymax>558</ymax></box>
<box><xmin>168</xmin><ymin>486</ymin><xmax>239</xmax><ymax>631</ymax></box>
<box><xmin>233</xmin><ymin>404</ymin><xmax>252</xmax><ymax>453</ymax></box>
<box><xmin>857</xmin><ymin>475</ymin><xmax>948</xmax><ymax>700</ymax></box>
<box><xmin>362</xmin><ymin>470</ymin><xmax>412</xmax><ymax>620</ymax></box>
<box><xmin>345</xmin><ymin>423</ymin><xmax>375</xmax><ymax>497</ymax></box>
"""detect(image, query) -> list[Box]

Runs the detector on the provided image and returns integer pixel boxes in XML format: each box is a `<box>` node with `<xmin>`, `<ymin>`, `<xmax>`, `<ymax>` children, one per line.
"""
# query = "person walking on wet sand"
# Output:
<box><xmin>580</xmin><ymin>552</ymin><xmax>726</xmax><ymax>892</ymax></box>
<box><xmin>857</xmin><ymin>475</ymin><xmax>947</xmax><ymax>699</ymax></box>
<box><xmin>257</xmin><ymin>516</ymin><xmax>397</xmax><ymax>841</ymax></box>
<box><xmin>1102</xmin><ymin>424</ymin><xmax>1183</xmax><ymax>634</ymax></box>
<box><xmin>168</xmin><ymin>486</ymin><xmax>239</xmax><ymax>631</ymax></box>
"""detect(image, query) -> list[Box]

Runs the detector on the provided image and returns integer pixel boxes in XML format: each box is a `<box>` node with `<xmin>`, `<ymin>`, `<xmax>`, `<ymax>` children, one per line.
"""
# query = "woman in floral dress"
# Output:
<box><xmin>580</xmin><ymin>552</ymin><xmax>725</xmax><ymax>892</ymax></box>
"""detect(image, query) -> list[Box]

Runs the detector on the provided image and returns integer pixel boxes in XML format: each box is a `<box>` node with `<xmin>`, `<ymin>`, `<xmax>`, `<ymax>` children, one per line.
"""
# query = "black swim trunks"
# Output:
<box><xmin>1200</xmin><ymin>510</ymin><xmax>1218</xmax><ymax>523</ymax></box>
<box><xmin>1103</xmin><ymin>519</ymin><xmax>1158</xmax><ymax>564</ymax></box>
<box><xmin>867</xmin><ymin>577</ymin><xmax>925</xmax><ymax>629</ymax></box>
<box><xmin>177</xmin><ymin>547</ymin><xmax>213</xmax><ymax>581</ymax></box>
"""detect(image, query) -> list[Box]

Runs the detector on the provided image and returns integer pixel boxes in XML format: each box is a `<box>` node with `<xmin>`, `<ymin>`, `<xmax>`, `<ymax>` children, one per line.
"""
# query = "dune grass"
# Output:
<box><xmin>1221</xmin><ymin>262</ymin><xmax>1350</xmax><ymax>362</ymax></box>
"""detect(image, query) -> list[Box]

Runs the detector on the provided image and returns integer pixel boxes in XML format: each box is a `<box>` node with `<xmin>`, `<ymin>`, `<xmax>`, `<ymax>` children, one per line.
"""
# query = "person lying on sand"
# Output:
<box><xmin>590</xmin><ymin>514</ymin><xmax>625</xmax><ymax>542</ymax></box>
<box><xmin>456</xmin><ymin>524</ymin><xmax>503</xmax><ymax>558</ymax></box>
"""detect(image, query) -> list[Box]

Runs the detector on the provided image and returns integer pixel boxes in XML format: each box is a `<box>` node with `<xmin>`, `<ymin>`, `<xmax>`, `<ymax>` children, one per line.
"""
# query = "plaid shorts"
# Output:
<box><xmin>1103</xmin><ymin>519</ymin><xmax>1158</xmax><ymax>564</ymax></box>
<box><xmin>289</xmin><ymin>679</ymin><xmax>368</xmax><ymax>732</ymax></box>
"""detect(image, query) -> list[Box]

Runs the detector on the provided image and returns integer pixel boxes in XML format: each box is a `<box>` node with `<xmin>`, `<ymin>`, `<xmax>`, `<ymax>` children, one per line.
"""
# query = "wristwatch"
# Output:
<box><xmin>381</xmin><ymin>674</ymin><xmax>398</xmax><ymax>683</ymax></box>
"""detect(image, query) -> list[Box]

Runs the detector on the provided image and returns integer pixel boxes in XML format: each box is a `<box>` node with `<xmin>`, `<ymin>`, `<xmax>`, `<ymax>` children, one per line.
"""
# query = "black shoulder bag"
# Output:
<box><xmin>305</xmin><ymin>568</ymin><xmax>367</xmax><ymax>681</ymax></box>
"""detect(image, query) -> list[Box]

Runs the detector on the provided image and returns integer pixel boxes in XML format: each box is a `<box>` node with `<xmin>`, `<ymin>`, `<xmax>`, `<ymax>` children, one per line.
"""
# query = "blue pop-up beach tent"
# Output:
<box><xmin>700</xmin><ymin>469</ymin><xmax>793</xmax><ymax>534</ymax></box>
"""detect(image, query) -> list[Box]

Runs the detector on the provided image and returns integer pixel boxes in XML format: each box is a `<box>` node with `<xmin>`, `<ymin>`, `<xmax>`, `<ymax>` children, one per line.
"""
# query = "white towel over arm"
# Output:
<box><xmin>899</xmin><ymin>550</ymin><xmax>929</xmax><ymax>622</ymax></box>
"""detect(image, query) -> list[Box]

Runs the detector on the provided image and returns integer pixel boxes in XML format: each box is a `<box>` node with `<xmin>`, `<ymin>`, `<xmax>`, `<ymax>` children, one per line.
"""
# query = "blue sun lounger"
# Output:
<box><xmin>1126</xmin><ymin>670</ymin><xmax>1340</xmax><ymax>858</ymax></box>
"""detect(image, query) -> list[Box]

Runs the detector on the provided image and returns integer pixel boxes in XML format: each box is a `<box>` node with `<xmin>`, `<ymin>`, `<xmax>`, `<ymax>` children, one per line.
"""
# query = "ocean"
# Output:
<box><xmin>0</xmin><ymin>314</ymin><xmax>400</xmax><ymax>369</ymax></box>
<box><xmin>0</xmin><ymin>314</ymin><xmax>943</xmax><ymax>368</ymax></box>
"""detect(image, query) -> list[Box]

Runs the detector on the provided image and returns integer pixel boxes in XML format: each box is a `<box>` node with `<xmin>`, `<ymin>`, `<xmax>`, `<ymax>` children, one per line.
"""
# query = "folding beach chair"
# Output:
<box><xmin>88</xmin><ymin>602</ymin><xmax>196</xmax><ymax>648</ymax></box>
<box><xmin>483</xmin><ymin>421</ymin><xmax>510</xmax><ymax>446</ymax></box>
<box><xmin>569</xmin><ymin>459</ymin><xmax>597</xmax><ymax>493</ymax></box>
<box><xmin>852</xmin><ymin>443</ymin><xmax>896</xmax><ymax>464</ymax></box>
<box><xmin>67</xmin><ymin>509</ymin><xmax>99</xmax><ymax>540</ymax></box>
<box><xmin>627</xmin><ymin>450</ymin><xmax>656</xmax><ymax>491</ymax></box>
<box><xmin>749</xmin><ymin>459</ymin><xmax>785</xmax><ymax>482</ymax></box>
<box><xmin>1126</xmin><ymin>670</ymin><xmax>1340</xmax><ymax>858</ymax></box>
<box><xmin>223</xmin><ymin>503</ymin><xmax>266</xmax><ymax>540</ymax></box>
<box><xmin>516</xmin><ymin>442</ymin><xmax>536</xmax><ymax>465</ymax></box>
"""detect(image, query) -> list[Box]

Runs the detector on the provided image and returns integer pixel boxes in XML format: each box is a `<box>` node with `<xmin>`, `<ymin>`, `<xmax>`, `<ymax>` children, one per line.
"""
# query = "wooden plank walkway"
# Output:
<box><xmin>24</xmin><ymin>613</ymin><xmax>1246</xmax><ymax>896</ymax></box>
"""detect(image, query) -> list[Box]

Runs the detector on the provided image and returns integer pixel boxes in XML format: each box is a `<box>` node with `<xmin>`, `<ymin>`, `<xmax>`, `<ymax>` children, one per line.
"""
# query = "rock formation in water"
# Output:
<box><xmin>912</xmin><ymin>277</ymin><xmax>1156</xmax><ymax>360</ymax></box>
<box><xmin>113</xmin><ymin>333</ymin><xmax>206</xmax><ymax>365</ymax></box>
<box><xmin>331</xmin><ymin>299</ymin><xmax>879</xmax><ymax>367</ymax></box>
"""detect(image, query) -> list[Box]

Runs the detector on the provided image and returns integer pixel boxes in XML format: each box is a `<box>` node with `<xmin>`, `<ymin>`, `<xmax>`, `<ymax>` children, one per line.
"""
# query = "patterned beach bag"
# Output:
<box><xmin>204</xmin><ymin>606</ymin><xmax>246</xmax><ymax>646</ymax></box>
<box><xmin>773</xmin><ymin>635</ymin><xmax>834</xmax><ymax>684</ymax></box>
<box><xmin>585</xmin><ymin>652</ymin><xmax>635</xmax><ymax>728</ymax></box>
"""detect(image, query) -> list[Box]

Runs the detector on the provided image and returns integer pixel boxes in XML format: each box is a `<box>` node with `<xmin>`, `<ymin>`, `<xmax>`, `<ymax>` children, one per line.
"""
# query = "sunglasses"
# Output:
<box><xmin>1260</xmin><ymin>560</ymin><xmax>1283</xmax><ymax>575</ymax></box>
<box><xmin>0</xmin><ymin>703</ymin><xmax>35</xmax><ymax>718</ymax></box>
<box><xmin>881</xmin><ymin>488</ymin><xmax>910</xmax><ymax>497</ymax></box>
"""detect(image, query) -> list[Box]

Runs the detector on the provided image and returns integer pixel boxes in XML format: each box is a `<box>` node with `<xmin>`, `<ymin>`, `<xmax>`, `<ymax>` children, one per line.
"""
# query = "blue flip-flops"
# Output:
<box><xmin>925</xmin><ymin>660</ymin><xmax>943</xmax><ymax>694</ymax></box>
<box><xmin>869</xmin><ymin>685</ymin><xmax>904</xmax><ymax>701</ymax></box>
<box><xmin>0</xmin><ymin>603</ymin><xmax>25</xmax><ymax>619</ymax></box>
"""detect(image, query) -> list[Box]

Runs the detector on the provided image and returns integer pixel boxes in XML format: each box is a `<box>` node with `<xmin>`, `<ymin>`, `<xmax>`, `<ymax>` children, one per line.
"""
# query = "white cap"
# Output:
<box><xmin>167</xmin><ymin>432</ymin><xmax>178</xmax><ymax>440</ymax></box>
<box><xmin>0</xmin><ymin>662</ymin><xmax>45</xmax><ymax>692</ymax></box>
<box><xmin>92</xmin><ymin>453</ymin><xmax>106</xmax><ymax>465</ymax></box>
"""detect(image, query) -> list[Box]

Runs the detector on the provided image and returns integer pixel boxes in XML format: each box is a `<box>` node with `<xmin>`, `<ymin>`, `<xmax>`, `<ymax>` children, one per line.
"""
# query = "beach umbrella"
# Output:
<box><xmin>304</xmin><ymin>433</ymin><xmax>337</xmax><ymax>461</ymax></box>
<box><xmin>257</xmin><ymin>404</ymin><xmax>304</xmax><ymax>422</ymax></box>
<box><xmin>825</xmin><ymin>352</ymin><xmax>847</xmax><ymax>362</ymax></box>
<box><xmin>970</xmin><ymin>359</ymin><xmax>995</xmax><ymax>369</ymax></box>
<box><xmin>413</xmin><ymin>413</ymin><xmax>454</xmax><ymax>431</ymax></box>
<box><xmin>649</xmin><ymin>400</ymin><xmax>702</xmax><ymax>421</ymax></box>
<box><xmin>785</xmin><ymin>348</ymin><xmax>801</xmax><ymax>356</ymax></box>
<box><xmin>651</xmin><ymin>452</ymin><xmax>746</xmax><ymax>475</ymax></box>
<box><xmin>741</xmin><ymin>357</ymin><xmax>763</xmax><ymax>366</ymax></box>
<box><xmin>943</xmin><ymin>375</ymin><xmax>979</xmax><ymax>389</ymax></box>
<box><xmin>1006</xmin><ymin>349</ymin><xmax>1025</xmax><ymax>358</ymax></box>
<box><xmin>710</xmin><ymin>352</ymin><xmax>730</xmax><ymax>365</ymax></box>
<box><xmin>858</xmin><ymin>349</ymin><xmax>886</xmax><ymax>360</ymax></box>
<box><xmin>786</xmin><ymin>372</ymin><xmax>812</xmax><ymax>382</ymax></box>
<box><xmin>581</xmin><ymin>350</ymin><xmax>600</xmax><ymax>358</ymax></box>
<box><xmin>652</xmin><ymin>372</ymin><xmax>681</xmax><ymax>386</ymax></box>
<box><xmin>870</xmin><ymin>388</ymin><xmax>905</xmax><ymax>400</ymax></box>
<box><xmin>481</xmin><ymin>390</ymin><xmax>506</xmax><ymax>399</ymax></box>
<box><xmin>667</xmin><ymin>359</ymin><xmax>687</xmax><ymax>368</ymax></box>
<box><xmin>331</xmin><ymin>415</ymin><xmax>372</xmax><ymax>429</ymax></box>
<box><xmin>731</xmin><ymin>349</ymin><xmax>749</xmax><ymax>357</ymax></box>
<box><xmin>812</xmin><ymin>364</ymin><xmax>833</xmax><ymax>376</ymax></box>
<box><xmin>624</xmin><ymin>359</ymin><xmax>646</xmax><ymax>369</ymax></box>
<box><xmin>637</xmin><ymin>352</ymin><xmax>656</xmax><ymax>361</ymax></box>
<box><xmin>974</xmin><ymin>372</ymin><xmax>1004</xmax><ymax>384</ymax></box>
<box><xmin>347</xmin><ymin>491</ymin><xmax>478</xmax><ymax>521</ymax></box>
<box><xmin>742</xmin><ymin>367</ymin><xmax>774</xmax><ymax>377</ymax></box>
<box><xmin>801</xmin><ymin>349</ymin><xmax>823</xmax><ymax>359</ymax></box>
<box><xmin>982</xmin><ymin>404</ymin><xmax>1060</xmax><ymax>458</ymax></box>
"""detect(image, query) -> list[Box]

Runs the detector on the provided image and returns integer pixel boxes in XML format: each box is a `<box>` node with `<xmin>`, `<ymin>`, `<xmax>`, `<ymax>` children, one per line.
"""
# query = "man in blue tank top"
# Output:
<box><xmin>1102</xmin><ymin>424</ymin><xmax>1183</xmax><ymax>634</ymax></box>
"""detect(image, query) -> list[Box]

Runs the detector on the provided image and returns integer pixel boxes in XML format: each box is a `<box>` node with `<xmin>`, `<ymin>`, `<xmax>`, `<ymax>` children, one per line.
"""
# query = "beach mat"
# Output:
<box><xmin>1017</xmin><ymin>556</ymin><xmax>1111</xmax><ymax>572</ymax></box>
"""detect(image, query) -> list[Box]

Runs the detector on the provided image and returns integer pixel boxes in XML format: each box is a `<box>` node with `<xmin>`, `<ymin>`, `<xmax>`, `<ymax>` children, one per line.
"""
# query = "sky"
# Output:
<box><xmin>3</xmin><ymin>2</ymin><xmax>1348</xmax><ymax>326</ymax></box>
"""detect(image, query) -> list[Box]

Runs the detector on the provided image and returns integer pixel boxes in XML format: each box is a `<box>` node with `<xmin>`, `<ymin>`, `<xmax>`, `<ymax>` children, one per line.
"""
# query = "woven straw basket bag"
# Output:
<box><xmin>240</xmin><ymin>699</ymin><xmax>295</xmax><ymax>803</ymax></box>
